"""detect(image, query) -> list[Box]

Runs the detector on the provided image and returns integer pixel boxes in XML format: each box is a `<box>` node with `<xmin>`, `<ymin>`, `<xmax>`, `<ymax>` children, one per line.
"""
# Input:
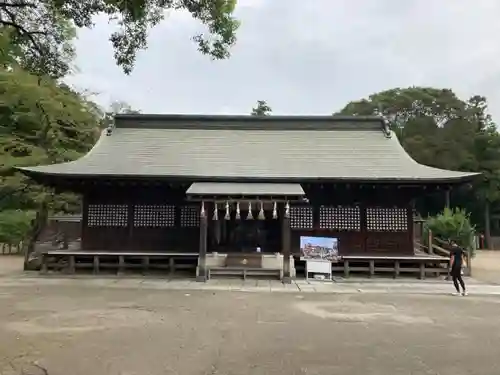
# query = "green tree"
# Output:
<box><xmin>251</xmin><ymin>100</ymin><xmax>272</xmax><ymax>116</ymax></box>
<box><xmin>0</xmin><ymin>66</ymin><xmax>101</xmax><ymax>232</ymax></box>
<box><xmin>423</xmin><ymin>207</ymin><xmax>476</xmax><ymax>254</ymax></box>
<box><xmin>0</xmin><ymin>209</ymin><xmax>35</xmax><ymax>252</ymax></box>
<box><xmin>0</xmin><ymin>0</ymin><xmax>240</xmax><ymax>77</ymax></box>
<box><xmin>337</xmin><ymin>87</ymin><xmax>500</xmax><ymax>248</ymax></box>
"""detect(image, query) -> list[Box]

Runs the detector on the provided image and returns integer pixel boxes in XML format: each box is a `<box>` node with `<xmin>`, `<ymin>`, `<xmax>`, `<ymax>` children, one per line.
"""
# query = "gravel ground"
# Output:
<box><xmin>2</xmin><ymin>281</ymin><xmax>500</xmax><ymax>375</ymax></box>
<box><xmin>2</xmin><ymin>254</ymin><xmax>500</xmax><ymax>375</ymax></box>
<box><xmin>472</xmin><ymin>250</ymin><xmax>500</xmax><ymax>284</ymax></box>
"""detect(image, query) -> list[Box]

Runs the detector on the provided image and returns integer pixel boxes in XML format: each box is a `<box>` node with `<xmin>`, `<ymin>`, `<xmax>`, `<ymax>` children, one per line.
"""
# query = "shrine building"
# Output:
<box><xmin>18</xmin><ymin>114</ymin><xmax>478</xmax><ymax>281</ymax></box>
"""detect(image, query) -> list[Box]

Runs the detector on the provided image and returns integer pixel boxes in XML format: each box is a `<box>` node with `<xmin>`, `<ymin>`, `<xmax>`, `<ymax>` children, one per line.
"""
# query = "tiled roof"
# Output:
<box><xmin>18</xmin><ymin>114</ymin><xmax>479</xmax><ymax>183</ymax></box>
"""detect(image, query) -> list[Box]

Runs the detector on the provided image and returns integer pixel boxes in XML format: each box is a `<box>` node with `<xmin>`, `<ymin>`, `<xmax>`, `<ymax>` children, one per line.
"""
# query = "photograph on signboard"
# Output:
<box><xmin>300</xmin><ymin>236</ymin><xmax>339</xmax><ymax>261</ymax></box>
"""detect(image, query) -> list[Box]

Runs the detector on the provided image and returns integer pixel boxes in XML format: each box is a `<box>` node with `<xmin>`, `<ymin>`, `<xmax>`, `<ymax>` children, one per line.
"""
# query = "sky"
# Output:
<box><xmin>66</xmin><ymin>0</ymin><xmax>500</xmax><ymax>120</ymax></box>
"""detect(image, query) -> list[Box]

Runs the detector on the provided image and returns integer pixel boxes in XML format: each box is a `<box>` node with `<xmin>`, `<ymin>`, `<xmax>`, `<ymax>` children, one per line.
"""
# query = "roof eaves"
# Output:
<box><xmin>15</xmin><ymin>168</ymin><xmax>481</xmax><ymax>184</ymax></box>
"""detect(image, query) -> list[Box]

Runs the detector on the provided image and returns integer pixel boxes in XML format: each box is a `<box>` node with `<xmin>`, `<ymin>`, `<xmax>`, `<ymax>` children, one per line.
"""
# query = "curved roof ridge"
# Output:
<box><xmin>16</xmin><ymin>129</ymin><xmax>109</xmax><ymax>173</ymax></box>
<box><xmin>386</xmin><ymin>133</ymin><xmax>479</xmax><ymax>178</ymax></box>
<box><xmin>114</xmin><ymin>114</ymin><xmax>387</xmax><ymax>131</ymax></box>
<box><xmin>16</xmin><ymin>118</ymin><xmax>480</xmax><ymax>183</ymax></box>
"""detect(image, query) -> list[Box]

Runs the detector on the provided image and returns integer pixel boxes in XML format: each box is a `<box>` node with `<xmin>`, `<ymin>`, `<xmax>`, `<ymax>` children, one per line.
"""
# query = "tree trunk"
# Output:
<box><xmin>23</xmin><ymin>200</ymin><xmax>49</xmax><ymax>270</ymax></box>
<box><xmin>484</xmin><ymin>201</ymin><xmax>492</xmax><ymax>250</ymax></box>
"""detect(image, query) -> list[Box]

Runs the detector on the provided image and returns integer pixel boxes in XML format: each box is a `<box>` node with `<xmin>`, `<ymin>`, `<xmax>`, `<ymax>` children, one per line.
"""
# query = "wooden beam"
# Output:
<box><xmin>445</xmin><ymin>189</ymin><xmax>451</xmax><ymax>208</ymax></box>
<box><xmin>196</xmin><ymin>202</ymin><xmax>208</xmax><ymax>282</ymax></box>
<box><xmin>281</xmin><ymin>202</ymin><xmax>292</xmax><ymax>284</ymax></box>
<box><xmin>81</xmin><ymin>195</ymin><xmax>89</xmax><ymax>250</ymax></box>
<box><xmin>127</xmin><ymin>203</ymin><xmax>134</xmax><ymax>251</ymax></box>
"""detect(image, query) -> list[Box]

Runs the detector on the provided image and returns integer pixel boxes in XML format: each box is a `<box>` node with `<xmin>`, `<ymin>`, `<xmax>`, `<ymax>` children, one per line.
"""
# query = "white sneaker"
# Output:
<box><xmin>452</xmin><ymin>292</ymin><xmax>461</xmax><ymax>296</ymax></box>
<box><xmin>462</xmin><ymin>291</ymin><xmax>468</xmax><ymax>296</ymax></box>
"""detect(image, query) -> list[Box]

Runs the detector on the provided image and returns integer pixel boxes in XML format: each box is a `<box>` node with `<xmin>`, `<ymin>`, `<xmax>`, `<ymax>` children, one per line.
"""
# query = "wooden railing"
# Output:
<box><xmin>415</xmin><ymin>230</ymin><xmax>473</xmax><ymax>276</ymax></box>
<box><xmin>0</xmin><ymin>243</ymin><xmax>23</xmax><ymax>255</ymax></box>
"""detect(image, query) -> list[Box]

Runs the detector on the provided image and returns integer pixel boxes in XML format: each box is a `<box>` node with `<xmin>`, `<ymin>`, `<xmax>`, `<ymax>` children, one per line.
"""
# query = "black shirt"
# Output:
<box><xmin>451</xmin><ymin>246</ymin><xmax>464</xmax><ymax>270</ymax></box>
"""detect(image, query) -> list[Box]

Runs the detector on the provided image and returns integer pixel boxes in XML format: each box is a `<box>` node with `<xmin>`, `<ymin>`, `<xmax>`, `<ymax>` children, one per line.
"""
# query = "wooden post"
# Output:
<box><xmin>394</xmin><ymin>260</ymin><xmax>400</xmax><ymax>278</ymax></box>
<box><xmin>169</xmin><ymin>257</ymin><xmax>175</xmax><ymax>277</ymax></box>
<box><xmin>427</xmin><ymin>229</ymin><xmax>433</xmax><ymax>255</ymax></box>
<box><xmin>81</xmin><ymin>195</ymin><xmax>89</xmax><ymax>250</ymax></box>
<box><xmin>343</xmin><ymin>260</ymin><xmax>350</xmax><ymax>278</ymax></box>
<box><xmin>40</xmin><ymin>253</ymin><xmax>48</xmax><ymax>274</ymax></box>
<box><xmin>360</xmin><ymin>205</ymin><xmax>367</xmax><ymax>253</ymax></box>
<box><xmin>68</xmin><ymin>255</ymin><xmax>75</xmax><ymax>274</ymax></box>
<box><xmin>142</xmin><ymin>256</ymin><xmax>149</xmax><ymax>274</ymax></box>
<box><xmin>445</xmin><ymin>189</ymin><xmax>451</xmax><ymax>208</ymax></box>
<box><xmin>408</xmin><ymin>203</ymin><xmax>415</xmax><ymax>250</ymax></box>
<box><xmin>419</xmin><ymin>262</ymin><xmax>425</xmax><ymax>280</ymax></box>
<box><xmin>118</xmin><ymin>255</ymin><xmax>125</xmax><ymax>274</ymax></box>
<box><xmin>62</xmin><ymin>230</ymin><xmax>69</xmax><ymax>250</ymax></box>
<box><xmin>281</xmin><ymin>202</ymin><xmax>292</xmax><ymax>284</ymax></box>
<box><xmin>196</xmin><ymin>201</ymin><xmax>208</xmax><ymax>282</ymax></box>
<box><xmin>127</xmin><ymin>203</ymin><xmax>135</xmax><ymax>251</ymax></box>
<box><xmin>93</xmin><ymin>256</ymin><xmax>100</xmax><ymax>274</ymax></box>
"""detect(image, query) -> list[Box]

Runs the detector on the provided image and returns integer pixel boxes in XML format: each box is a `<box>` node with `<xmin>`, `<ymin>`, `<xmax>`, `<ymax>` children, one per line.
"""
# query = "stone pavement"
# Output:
<box><xmin>3</xmin><ymin>272</ymin><xmax>500</xmax><ymax>296</ymax></box>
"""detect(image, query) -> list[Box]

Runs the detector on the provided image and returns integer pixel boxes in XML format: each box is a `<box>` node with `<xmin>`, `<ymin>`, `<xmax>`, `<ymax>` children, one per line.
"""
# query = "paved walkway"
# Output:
<box><xmin>3</xmin><ymin>255</ymin><xmax>500</xmax><ymax>296</ymax></box>
<box><xmin>3</xmin><ymin>273</ymin><xmax>500</xmax><ymax>296</ymax></box>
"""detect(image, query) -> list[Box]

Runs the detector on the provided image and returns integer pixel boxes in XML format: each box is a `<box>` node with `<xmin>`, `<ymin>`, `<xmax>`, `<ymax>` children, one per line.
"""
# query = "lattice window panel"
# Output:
<box><xmin>290</xmin><ymin>206</ymin><xmax>313</xmax><ymax>229</ymax></box>
<box><xmin>319</xmin><ymin>206</ymin><xmax>361</xmax><ymax>231</ymax></box>
<box><xmin>133</xmin><ymin>205</ymin><xmax>175</xmax><ymax>228</ymax></box>
<box><xmin>366</xmin><ymin>207</ymin><xmax>408</xmax><ymax>232</ymax></box>
<box><xmin>87</xmin><ymin>204</ymin><xmax>128</xmax><ymax>227</ymax></box>
<box><xmin>180</xmin><ymin>206</ymin><xmax>199</xmax><ymax>227</ymax></box>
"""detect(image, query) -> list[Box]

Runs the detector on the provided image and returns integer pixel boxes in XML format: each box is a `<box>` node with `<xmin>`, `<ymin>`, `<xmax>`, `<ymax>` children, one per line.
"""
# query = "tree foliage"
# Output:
<box><xmin>251</xmin><ymin>100</ymin><xmax>272</xmax><ymax>116</ymax></box>
<box><xmin>0</xmin><ymin>0</ymin><xmax>240</xmax><ymax>77</ymax></box>
<box><xmin>423</xmin><ymin>208</ymin><xmax>476</xmax><ymax>254</ymax></box>
<box><xmin>337</xmin><ymin>87</ymin><xmax>500</xmax><ymax>244</ymax></box>
<box><xmin>0</xmin><ymin>209</ymin><xmax>34</xmax><ymax>247</ymax></box>
<box><xmin>0</xmin><ymin>3</ymin><xmax>76</xmax><ymax>78</ymax></box>
<box><xmin>0</xmin><ymin>68</ymin><xmax>105</xmax><ymax>235</ymax></box>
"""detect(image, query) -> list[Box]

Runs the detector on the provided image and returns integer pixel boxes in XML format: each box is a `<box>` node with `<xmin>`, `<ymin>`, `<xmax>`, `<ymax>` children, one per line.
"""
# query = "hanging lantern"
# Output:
<box><xmin>285</xmin><ymin>201</ymin><xmax>290</xmax><ymax>218</ymax></box>
<box><xmin>224</xmin><ymin>201</ymin><xmax>230</xmax><ymax>220</ymax></box>
<box><xmin>272</xmin><ymin>201</ymin><xmax>277</xmax><ymax>219</ymax></box>
<box><xmin>235</xmin><ymin>202</ymin><xmax>241</xmax><ymax>220</ymax></box>
<box><xmin>213</xmin><ymin>203</ymin><xmax>218</xmax><ymax>221</ymax></box>
<box><xmin>200</xmin><ymin>201</ymin><xmax>206</xmax><ymax>218</ymax></box>
<box><xmin>246</xmin><ymin>202</ymin><xmax>253</xmax><ymax>220</ymax></box>
<box><xmin>258</xmin><ymin>201</ymin><xmax>265</xmax><ymax>220</ymax></box>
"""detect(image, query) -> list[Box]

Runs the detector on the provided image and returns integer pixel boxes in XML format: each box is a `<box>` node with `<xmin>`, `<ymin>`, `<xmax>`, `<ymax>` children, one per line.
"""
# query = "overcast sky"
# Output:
<box><xmin>66</xmin><ymin>0</ymin><xmax>500</xmax><ymax>120</ymax></box>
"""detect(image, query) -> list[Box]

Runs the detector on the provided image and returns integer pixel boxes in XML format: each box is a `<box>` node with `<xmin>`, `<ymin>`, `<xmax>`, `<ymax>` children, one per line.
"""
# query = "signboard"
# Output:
<box><xmin>300</xmin><ymin>236</ymin><xmax>339</xmax><ymax>262</ymax></box>
<box><xmin>306</xmin><ymin>259</ymin><xmax>332</xmax><ymax>273</ymax></box>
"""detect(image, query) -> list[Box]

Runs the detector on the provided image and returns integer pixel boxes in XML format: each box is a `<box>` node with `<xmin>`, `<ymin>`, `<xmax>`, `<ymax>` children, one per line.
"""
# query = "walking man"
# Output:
<box><xmin>449</xmin><ymin>241</ymin><xmax>467</xmax><ymax>296</ymax></box>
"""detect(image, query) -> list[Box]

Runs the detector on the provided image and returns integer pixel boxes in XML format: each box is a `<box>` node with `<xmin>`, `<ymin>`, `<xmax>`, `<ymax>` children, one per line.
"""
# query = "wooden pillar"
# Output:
<box><xmin>62</xmin><ymin>226</ymin><xmax>69</xmax><ymax>250</ymax></box>
<box><xmin>360</xmin><ymin>205</ymin><xmax>367</xmax><ymax>254</ymax></box>
<box><xmin>281</xmin><ymin>202</ymin><xmax>292</xmax><ymax>284</ymax></box>
<box><xmin>427</xmin><ymin>229</ymin><xmax>433</xmax><ymax>255</ymax></box>
<box><xmin>407</xmin><ymin>203</ymin><xmax>414</xmax><ymax>253</ymax></box>
<box><xmin>127</xmin><ymin>203</ymin><xmax>134</xmax><ymax>251</ymax></box>
<box><xmin>196</xmin><ymin>201</ymin><xmax>208</xmax><ymax>282</ymax></box>
<box><xmin>445</xmin><ymin>189</ymin><xmax>451</xmax><ymax>208</ymax></box>
<box><xmin>81</xmin><ymin>194</ymin><xmax>89</xmax><ymax>250</ymax></box>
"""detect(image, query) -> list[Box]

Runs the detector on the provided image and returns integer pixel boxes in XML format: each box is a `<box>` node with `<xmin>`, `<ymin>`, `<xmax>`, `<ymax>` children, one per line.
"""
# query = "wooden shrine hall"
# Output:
<box><xmin>18</xmin><ymin>114</ymin><xmax>479</xmax><ymax>282</ymax></box>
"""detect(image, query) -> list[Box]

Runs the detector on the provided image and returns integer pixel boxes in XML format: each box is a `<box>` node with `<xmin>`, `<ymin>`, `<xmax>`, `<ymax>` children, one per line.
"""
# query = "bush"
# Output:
<box><xmin>0</xmin><ymin>209</ymin><xmax>35</xmax><ymax>248</ymax></box>
<box><xmin>423</xmin><ymin>207</ymin><xmax>476</xmax><ymax>255</ymax></box>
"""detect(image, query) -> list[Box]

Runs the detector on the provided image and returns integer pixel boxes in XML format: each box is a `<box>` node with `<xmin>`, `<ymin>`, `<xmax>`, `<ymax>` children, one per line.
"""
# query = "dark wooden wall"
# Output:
<box><xmin>291</xmin><ymin>184</ymin><xmax>415</xmax><ymax>255</ymax></box>
<box><xmin>81</xmin><ymin>185</ymin><xmax>200</xmax><ymax>252</ymax></box>
<box><xmin>78</xmin><ymin>182</ymin><xmax>415</xmax><ymax>255</ymax></box>
<box><xmin>289</xmin><ymin>205</ymin><xmax>413</xmax><ymax>255</ymax></box>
